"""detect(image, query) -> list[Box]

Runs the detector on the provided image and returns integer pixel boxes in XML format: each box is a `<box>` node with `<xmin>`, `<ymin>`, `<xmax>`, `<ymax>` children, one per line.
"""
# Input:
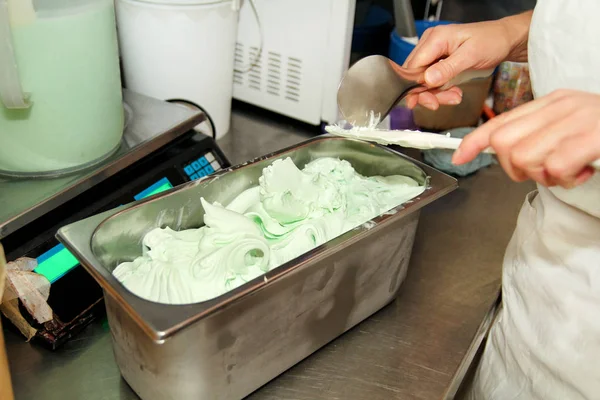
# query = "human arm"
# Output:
<box><xmin>403</xmin><ymin>11</ymin><xmax>533</xmax><ymax>110</ymax></box>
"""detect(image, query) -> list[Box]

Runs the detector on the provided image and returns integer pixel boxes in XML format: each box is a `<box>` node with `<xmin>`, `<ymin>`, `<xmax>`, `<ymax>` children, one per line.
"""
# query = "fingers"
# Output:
<box><xmin>402</xmin><ymin>25</ymin><xmax>471</xmax><ymax>109</ymax></box>
<box><xmin>406</xmin><ymin>94</ymin><xmax>419</xmax><ymax>109</ymax></box>
<box><xmin>509</xmin><ymin>103</ymin><xmax>589</xmax><ymax>182</ymax></box>
<box><xmin>416</xmin><ymin>92</ymin><xmax>439</xmax><ymax>110</ymax></box>
<box><xmin>403</xmin><ymin>27</ymin><xmax>438</xmax><ymax>68</ymax></box>
<box><xmin>435</xmin><ymin>86</ymin><xmax>463</xmax><ymax>105</ymax></box>
<box><xmin>545</xmin><ymin>132</ymin><xmax>600</xmax><ymax>188</ymax></box>
<box><xmin>453</xmin><ymin>92</ymin><xmax>568</xmax><ymax>165</ymax></box>
<box><xmin>573</xmin><ymin>168</ymin><xmax>595</xmax><ymax>187</ymax></box>
<box><xmin>489</xmin><ymin>98</ymin><xmax>580</xmax><ymax>182</ymax></box>
<box><xmin>422</xmin><ymin>46</ymin><xmax>478</xmax><ymax>87</ymax></box>
<box><xmin>451</xmin><ymin>89</ymin><xmax>600</xmax><ymax>189</ymax></box>
<box><xmin>405</xmin><ymin>87</ymin><xmax>463</xmax><ymax>110</ymax></box>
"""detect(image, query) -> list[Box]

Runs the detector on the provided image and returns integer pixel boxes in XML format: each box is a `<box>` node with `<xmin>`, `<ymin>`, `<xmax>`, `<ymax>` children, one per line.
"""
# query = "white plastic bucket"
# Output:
<box><xmin>115</xmin><ymin>0</ymin><xmax>241</xmax><ymax>139</ymax></box>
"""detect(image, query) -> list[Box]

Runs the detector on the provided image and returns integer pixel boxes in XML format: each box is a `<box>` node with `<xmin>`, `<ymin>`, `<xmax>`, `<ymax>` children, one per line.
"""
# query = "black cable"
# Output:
<box><xmin>167</xmin><ymin>99</ymin><xmax>217</xmax><ymax>139</ymax></box>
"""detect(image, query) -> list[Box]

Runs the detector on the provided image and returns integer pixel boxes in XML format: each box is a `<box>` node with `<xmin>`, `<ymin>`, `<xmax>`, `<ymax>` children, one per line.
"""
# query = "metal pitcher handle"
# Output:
<box><xmin>233</xmin><ymin>0</ymin><xmax>263</xmax><ymax>74</ymax></box>
<box><xmin>0</xmin><ymin>0</ymin><xmax>32</xmax><ymax>109</ymax></box>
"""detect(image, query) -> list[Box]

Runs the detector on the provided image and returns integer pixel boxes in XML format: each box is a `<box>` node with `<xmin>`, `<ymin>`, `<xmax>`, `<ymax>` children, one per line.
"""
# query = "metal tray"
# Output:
<box><xmin>57</xmin><ymin>136</ymin><xmax>457</xmax><ymax>400</ymax></box>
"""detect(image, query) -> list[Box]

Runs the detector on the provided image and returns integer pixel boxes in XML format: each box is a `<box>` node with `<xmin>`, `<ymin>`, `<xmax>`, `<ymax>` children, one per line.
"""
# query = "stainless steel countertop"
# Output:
<box><xmin>4</xmin><ymin>104</ymin><xmax>535</xmax><ymax>400</ymax></box>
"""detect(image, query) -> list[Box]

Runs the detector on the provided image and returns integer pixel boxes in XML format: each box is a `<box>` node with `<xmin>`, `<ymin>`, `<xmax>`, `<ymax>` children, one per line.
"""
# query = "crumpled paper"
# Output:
<box><xmin>1</xmin><ymin>243</ymin><xmax>15</xmax><ymax>400</ymax></box>
<box><xmin>0</xmin><ymin>245</ymin><xmax>5</xmax><ymax>305</ymax></box>
<box><xmin>422</xmin><ymin>127</ymin><xmax>496</xmax><ymax>177</ymax></box>
<box><xmin>0</xmin><ymin>248</ymin><xmax>52</xmax><ymax>341</ymax></box>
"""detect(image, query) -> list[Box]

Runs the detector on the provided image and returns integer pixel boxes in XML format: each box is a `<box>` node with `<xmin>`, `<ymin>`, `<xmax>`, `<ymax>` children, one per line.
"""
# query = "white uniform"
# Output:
<box><xmin>468</xmin><ymin>1</ymin><xmax>600</xmax><ymax>399</ymax></box>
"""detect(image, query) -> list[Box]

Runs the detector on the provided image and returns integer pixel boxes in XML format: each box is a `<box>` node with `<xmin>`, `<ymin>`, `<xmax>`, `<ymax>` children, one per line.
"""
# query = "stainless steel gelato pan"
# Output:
<box><xmin>57</xmin><ymin>136</ymin><xmax>457</xmax><ymax>400</ymax></box>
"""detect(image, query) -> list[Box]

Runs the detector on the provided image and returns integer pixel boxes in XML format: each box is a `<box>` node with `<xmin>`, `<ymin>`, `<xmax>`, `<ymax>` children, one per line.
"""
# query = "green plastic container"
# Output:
<box><xmin>0</xmin><ymin>0</ymin><xmax>124</xmax><ymax>177</ymax></box>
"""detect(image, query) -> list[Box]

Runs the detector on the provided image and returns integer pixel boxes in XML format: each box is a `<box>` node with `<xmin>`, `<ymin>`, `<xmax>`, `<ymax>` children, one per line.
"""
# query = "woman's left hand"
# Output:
<box><xmin>452</xmin><ymin>89</ymin><xmax>600</xmax><ymax>188</ymax></box>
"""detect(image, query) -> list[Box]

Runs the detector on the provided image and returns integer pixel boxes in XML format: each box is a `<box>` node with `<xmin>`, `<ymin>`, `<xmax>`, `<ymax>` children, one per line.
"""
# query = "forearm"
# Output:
<box><xmin>500</xmin><ymin>10</ymin><xmax>534</xmax><ymax>62</ymax></box>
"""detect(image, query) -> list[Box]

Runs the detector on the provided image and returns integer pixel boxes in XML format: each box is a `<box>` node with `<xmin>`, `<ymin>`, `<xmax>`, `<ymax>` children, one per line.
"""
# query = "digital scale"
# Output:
<box><xmin>0</xmin><ymin>91</ymin><xmax>230</xmax><ymax>349</ymax></box>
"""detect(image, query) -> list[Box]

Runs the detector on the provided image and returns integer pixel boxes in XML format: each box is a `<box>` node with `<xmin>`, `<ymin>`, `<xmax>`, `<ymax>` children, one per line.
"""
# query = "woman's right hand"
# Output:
<box><xmin>403</xmin><ymin>11</ymin><xmax>533</xmax><ymax>110</ymax></box>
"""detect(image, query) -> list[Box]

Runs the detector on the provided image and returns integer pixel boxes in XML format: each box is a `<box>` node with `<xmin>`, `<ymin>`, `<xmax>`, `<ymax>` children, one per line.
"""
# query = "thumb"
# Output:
<box><xmin>424</xmin><ymin>46</ymin><xmax>476</xmax><ymax>87</ymax></box>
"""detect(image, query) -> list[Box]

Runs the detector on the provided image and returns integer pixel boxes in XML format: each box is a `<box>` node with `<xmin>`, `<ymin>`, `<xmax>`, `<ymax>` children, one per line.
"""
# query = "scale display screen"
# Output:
<box><xmin>35</xmin><ymin>244</ymin><xmax>79</xmax><ymax>283</ymax></box>
<box><xmin>33</xmin><ymin>176</ymin><xmax>175</xmax><ymax>283</ymax></box>
<box><xmin>134</xmin><ymin>177</ymin><xmax>174</xmax><ymax>200</ymax></box>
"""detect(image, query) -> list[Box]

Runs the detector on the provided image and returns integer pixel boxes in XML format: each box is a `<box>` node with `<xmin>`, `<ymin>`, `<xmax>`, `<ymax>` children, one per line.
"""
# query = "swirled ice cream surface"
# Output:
<box><xmin>112</xmin><ymin>157</ymin><xmax>426</xmax><ymax>304</ymax></box>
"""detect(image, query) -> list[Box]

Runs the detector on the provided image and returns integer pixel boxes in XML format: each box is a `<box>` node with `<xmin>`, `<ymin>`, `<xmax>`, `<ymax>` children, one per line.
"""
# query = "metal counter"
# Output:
<box><xmin>4</xmin><ymin>103</ymin><xmax>535</xmax><ymax>400</ymax></box>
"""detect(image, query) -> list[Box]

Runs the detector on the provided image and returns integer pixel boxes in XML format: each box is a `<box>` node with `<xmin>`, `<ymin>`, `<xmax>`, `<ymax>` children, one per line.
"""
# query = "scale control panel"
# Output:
<box><xmin>182</xmin><ymin>152</ymin><xmax>221</xmax><ymax>181</ymax></box>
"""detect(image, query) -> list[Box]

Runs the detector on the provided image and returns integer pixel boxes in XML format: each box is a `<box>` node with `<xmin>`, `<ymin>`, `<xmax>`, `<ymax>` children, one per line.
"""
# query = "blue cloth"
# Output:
<box><xmin>422</xmin><ymin>127</ymin><xmax>495</xmax><ymax>177</ymax></box>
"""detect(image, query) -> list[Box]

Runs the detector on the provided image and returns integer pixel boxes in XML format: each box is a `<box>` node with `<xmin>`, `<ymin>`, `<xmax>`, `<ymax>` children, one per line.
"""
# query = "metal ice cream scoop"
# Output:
<box><xmin>335</xmin><ymin>56</ymin><xmax>600</xmax><ymax>171</ymax></box>
<box><xmin>337</xmin><ymin>55</ymin><xmax>494</xmax><ymax>127</ymax></box>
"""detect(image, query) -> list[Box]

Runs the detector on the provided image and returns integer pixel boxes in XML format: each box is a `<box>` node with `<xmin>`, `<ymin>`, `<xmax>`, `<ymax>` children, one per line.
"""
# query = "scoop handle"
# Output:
<box><xmin>439</xmin><ymin>68</ymin><xmax>495</xmax><ymax>91</ymax></box>
<box><xmin>0</xmin><ymin>0</ymin><xmax>32</xmax><ymax>109</ymax></box>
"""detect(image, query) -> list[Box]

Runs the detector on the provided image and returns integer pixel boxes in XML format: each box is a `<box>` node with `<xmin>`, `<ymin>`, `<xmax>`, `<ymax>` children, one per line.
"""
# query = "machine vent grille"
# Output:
<box><xmin>233</xmin><ymin>42</ymin><xmax>244</xmax><ymax>85</ymax></box>
<box><xmin>285</xmin><ymin>57</ymin><xmax>302</xmax><ymax>102</ymax></box>
<box><xmin>233</xmin><ymin>44</ymin><xmax>302</xmax><ymax>102</ymax></box>
<box><xmin>266</xmin><ymin>51</ymin><xmax>282</xmax><ymax>97</ymax></box>
<box><xmin>248</xmin><ymin>46</ymin><xmax>262</xmax><ymax>91</ymax></box>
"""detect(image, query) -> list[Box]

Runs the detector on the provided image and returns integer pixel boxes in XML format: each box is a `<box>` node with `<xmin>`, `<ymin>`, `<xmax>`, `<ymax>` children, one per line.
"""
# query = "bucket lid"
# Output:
<box><xmin>129</xmin><ymin>0</ymin><xmax>239</xmax><ymax>5</ymax></box>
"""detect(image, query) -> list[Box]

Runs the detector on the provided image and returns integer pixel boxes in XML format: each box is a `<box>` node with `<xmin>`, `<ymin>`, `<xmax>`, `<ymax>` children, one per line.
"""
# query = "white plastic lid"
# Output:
<box><xmin>33</xmin><ymin>0</ymin><xmax>105</xmax><ymax>13</ymax></box>
<box><xmin>129</xmin><ymin>0</ymin><xmax>238</xmax><ymax>5</ymax></box>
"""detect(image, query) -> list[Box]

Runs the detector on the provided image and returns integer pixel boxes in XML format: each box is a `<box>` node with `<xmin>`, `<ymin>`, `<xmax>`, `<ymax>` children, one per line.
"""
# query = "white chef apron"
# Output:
<box><xmin>467</xmin><ymin>1</ymin><xmax>600</xmax><ymax>399</ymax></box>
